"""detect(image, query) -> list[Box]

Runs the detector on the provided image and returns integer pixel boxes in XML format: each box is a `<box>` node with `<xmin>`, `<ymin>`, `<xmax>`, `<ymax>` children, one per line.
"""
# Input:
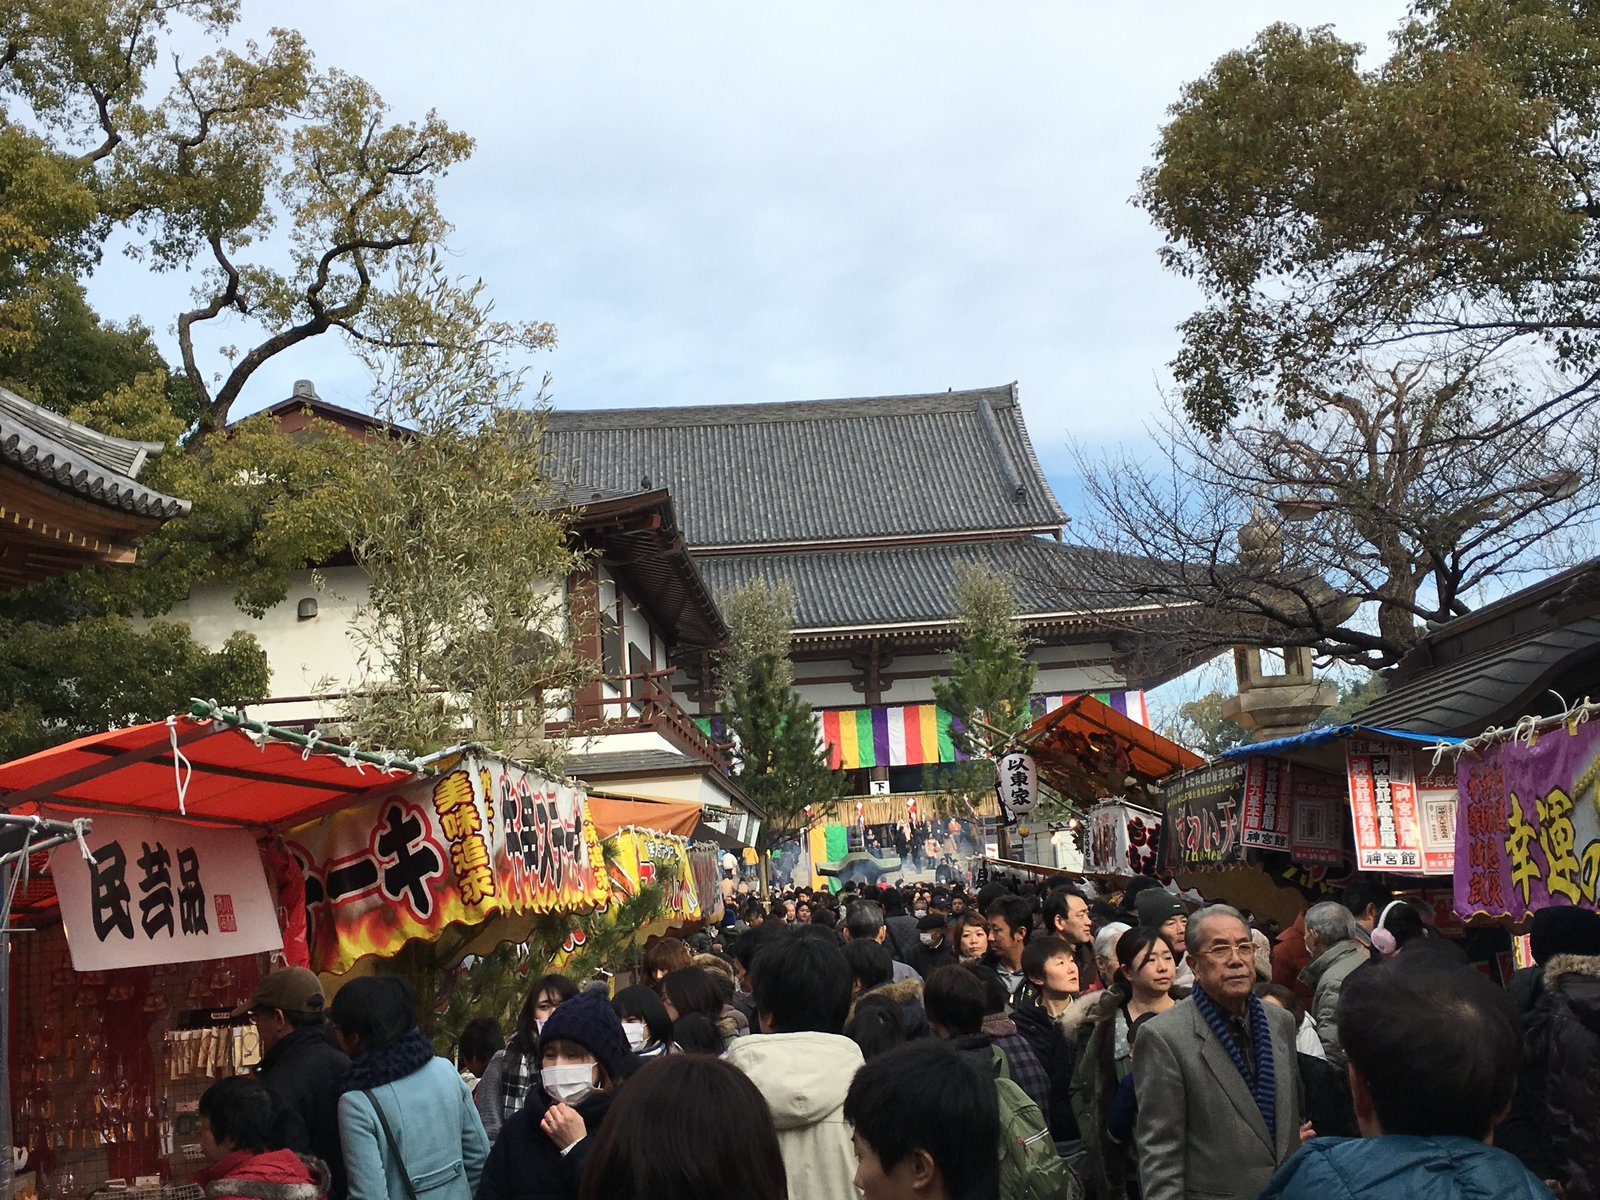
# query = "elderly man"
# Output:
<box><xmin>1134</xmin><ymin>904</ymin><xmax>1302</xmax><ymax>1200</ymax></box>
<box><xmin>842</xmin><ymin>899</ymin><xmax>923</xmax><ymax>988</ymax></box>
<box><xmin>1300</xmin><ymin>900</ymin><xmax>1368</xmax><ymax>1068</ymax></box>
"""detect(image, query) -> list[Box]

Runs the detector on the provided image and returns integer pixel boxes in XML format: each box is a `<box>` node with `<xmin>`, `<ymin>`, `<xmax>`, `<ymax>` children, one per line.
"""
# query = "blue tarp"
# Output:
<box><xmin>1218</xmin><ymin>724</ymin><xmax>1463</xmax><ymax>761</ymax></box>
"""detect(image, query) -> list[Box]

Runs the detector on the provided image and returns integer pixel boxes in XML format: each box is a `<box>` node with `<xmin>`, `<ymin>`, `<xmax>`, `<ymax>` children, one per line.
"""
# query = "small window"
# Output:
<box><xmin>599</xmin><ymin>609</ymin><xmax>623</xmax><ymax>679</ymax></box>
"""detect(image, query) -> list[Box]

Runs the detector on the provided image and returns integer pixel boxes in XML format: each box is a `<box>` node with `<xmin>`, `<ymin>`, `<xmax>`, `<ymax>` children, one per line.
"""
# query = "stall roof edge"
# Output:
<box><xmin>1218</xmin><ymin>723</ymin><xmax>1464</xmax><ymax>760</ymax></box>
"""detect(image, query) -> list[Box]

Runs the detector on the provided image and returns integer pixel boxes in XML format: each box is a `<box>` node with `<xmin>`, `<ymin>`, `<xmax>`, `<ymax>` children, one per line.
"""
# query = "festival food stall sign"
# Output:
<box><xmin>1455</xmin><ymin>719</ymin><xmax>1600</xmax><ymax>920</ymax></box>
<box><xmin>1345</xmin><ymin>741</ymin><xmax>1456</xmax><ymax>874</ymax></box>
<box><xmin>1240</xmin><ymin>757</ymin><xmax>1292</xmax><ymax>851</ymax></box>
<box><xmin>286</xmin><ymin>753</ymin><xmax>609</xmax><ymax>973</ymax></box>
<box><xmin>1161</xmin><ymin>762</ymin><xmax>1246</xmax><ymax>871</ymax></box>
<box><xmin>48</xmin><ymin>815</ymin><xmax>283</xmax><ymax>970</ymax></box>
<box><xmin>1086</xmin><ymin>801</ymin><xmax>1163</xmax><ymax>876</ymax></box>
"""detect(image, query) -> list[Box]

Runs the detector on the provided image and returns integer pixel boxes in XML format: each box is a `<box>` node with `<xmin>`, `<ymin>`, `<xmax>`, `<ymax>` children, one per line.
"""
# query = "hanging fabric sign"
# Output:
<box><xmin>1161</xmin><ymin>763</ymin><xmax>1246</xmax><ymax>871</ymax></box>
<box><xmin>687</xmin><ymin>841</ymin><xmax>724</xmax><ymax>925</ymax></box>
<box><xmin>996</xmin><ymin>751</ymin><xmax>1039</xmax><ymax>817</ymax></box>
<box><xmin>49</xmin><ymin>814</ymin><xmax>283</xmax><ymax>971</ymax></box>
<box><xmin>1086</xmin><ymin>801</ymin><xmax>1163</xmax><ymax>876</ymax></box>
<box><xmin>1345</xmin><ymin>741</ymin><xmax>1455</xmax><ymax>875</ymax></box>
<box><xmin>1240</xmin><ymin>757</ymin><xmax>1293</xmax><ymax>851</ymax></box>
<box><xmin>1289</xmin><ymin>767</ymin><xmax>1350</xmax><ymax>866</ymax></box>
<box><xmin>286</xmin><ymin>753</ymin><xmax>609</xmax><ymax>974</ymax></box>
<box><xmin>1454</xmin><ymin>720</ymin><xmax>1600</xmax><ymax>920</ymax></box>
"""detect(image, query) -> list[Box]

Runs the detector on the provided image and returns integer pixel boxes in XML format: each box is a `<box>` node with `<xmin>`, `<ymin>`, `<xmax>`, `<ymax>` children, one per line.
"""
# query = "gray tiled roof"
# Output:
<box><xmin>694</xmin><ymin>537</ymin><xmax>1160</xmax><ymax>631</ymax></box>
<box><xmin>565</xmin><ymin>749</ymin><xmax>708</xmax><ymax>778</ymax></box>
<box><xmin>543</xmin><ymin>384</ymin><xmax>1066</xmax><ymax>547</ymax></box>
<box><xmin>0</xmin><ymin>386</ymin><xmax>191</xmax><ymax>518</ymax></box>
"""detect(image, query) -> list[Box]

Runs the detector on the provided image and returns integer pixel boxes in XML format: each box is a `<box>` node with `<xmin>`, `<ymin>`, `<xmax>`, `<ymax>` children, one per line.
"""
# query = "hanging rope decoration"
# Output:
<box><xmin>1432</xmin><ymin>694</ymin><xmax>1599</xmax><ymax>761</ymax></box>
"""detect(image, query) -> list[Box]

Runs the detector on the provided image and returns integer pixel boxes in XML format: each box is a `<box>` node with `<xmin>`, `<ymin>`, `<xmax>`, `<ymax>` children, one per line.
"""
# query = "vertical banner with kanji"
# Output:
<box><xmin>1240</xmin><ymin>757</ymin><xmax>1293</xmax><ymax>851</ymax></box>
<box><xmin>1454</xmin><ymin>720</ymin><xmax>1600</xmax><ymax>920</ymax></box>
<box><xmin>1346</xmin><ymin>741</ymin><xmax>1455</xmax><ymax>875</ymax></box>
<box><xmin>48</xmin><ymin>814</ymin><xmax>283</xmax><ymax>970</ymax></box>
<box><xmin>286</xmin><ymin>753</ymin><xmax>609</xmax><ymax>973</ymax></box>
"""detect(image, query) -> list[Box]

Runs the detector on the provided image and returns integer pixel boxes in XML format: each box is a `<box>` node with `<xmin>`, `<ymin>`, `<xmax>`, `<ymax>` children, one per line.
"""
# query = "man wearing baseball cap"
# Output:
<box><xmin>237</xmin><ymin>967</ymin><xmax>349</xmax><ymax>1199</ymax></box>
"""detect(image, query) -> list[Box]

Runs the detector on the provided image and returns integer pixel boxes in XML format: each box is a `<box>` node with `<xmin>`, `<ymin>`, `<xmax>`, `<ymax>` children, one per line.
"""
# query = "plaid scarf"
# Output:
<box><xmin>1191</xmin><ymin>986</ymin><xmax>1276</xmax><ymax>1144</ymax></box>
<box><xmin>498</xmin><ymin>1048</ymin><xmax>537</xmax><ymax>1124</ymax></box>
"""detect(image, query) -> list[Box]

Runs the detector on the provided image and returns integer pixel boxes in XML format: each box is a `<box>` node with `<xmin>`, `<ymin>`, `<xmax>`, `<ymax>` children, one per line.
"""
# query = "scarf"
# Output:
<box><xmin>1191</xmin><ymin>986</ymin><xmax>1276</xmax><ymax>1143</ymax></box>
<box><xmin>497</xmin><ymin>1048</ymin><xmax>537</xmax><ymax>1123</ymax></box>
<box><xmin>343</xmin><ymin>1027</ymin><xmax>438</xmax><ymax>1093</ymax></box>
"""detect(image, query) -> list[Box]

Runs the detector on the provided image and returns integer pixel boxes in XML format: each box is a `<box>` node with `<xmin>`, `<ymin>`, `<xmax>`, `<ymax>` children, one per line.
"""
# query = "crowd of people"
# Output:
<box><xmin>193</xmin><ymin>874</ymin><xmax>1600</xmax><ymax>1200</ymax></box>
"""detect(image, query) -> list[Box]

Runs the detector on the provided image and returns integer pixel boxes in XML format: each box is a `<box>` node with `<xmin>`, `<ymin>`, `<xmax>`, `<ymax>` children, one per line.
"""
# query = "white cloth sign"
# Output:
<box><xmin>49</xmin><ymin>813</ymin><xmax>283</xmax><ymax>970</ymax></box>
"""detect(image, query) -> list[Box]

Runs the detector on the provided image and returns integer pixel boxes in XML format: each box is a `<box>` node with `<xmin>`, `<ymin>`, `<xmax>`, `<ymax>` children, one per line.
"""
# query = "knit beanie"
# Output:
<box><xmin>1530</xmin><ymin>905</ymin><xmax>1600</xmax><ymax>965</ymax></box>
<box><xmin>1135</xmin><ymin>888</ymin><xmax>1186</xmax><ymax>929</ymax></box>
<box><xmin>538</xmin><ymin>986</ymin><xmax>629</xmax><ymax>1080</ymax></box>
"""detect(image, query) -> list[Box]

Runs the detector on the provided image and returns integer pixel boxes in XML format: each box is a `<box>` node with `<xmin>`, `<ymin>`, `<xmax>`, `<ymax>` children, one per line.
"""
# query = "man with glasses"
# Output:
<box><xmin>1132</xmin><ymin>905</ymin><xmax>1303</xmax><ymax>1200</ymax></box>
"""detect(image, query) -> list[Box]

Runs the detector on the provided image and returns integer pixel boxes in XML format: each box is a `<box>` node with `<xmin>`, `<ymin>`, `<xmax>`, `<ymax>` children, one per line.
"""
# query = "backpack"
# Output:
<box><xmin>992</xmin><ymin>1050</ymin><xmax>1082</xmax><ymax>1200</ymax></box>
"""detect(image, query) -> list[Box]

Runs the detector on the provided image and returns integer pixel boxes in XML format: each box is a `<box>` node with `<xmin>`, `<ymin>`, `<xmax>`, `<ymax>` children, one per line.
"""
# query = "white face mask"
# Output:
<box><xmin>919</xmin><ymin>931</ymin><xmax>938</xmax><ymax>947</ymax></box>
<box><xmin>914</xmin><ymin>908</ymin><xmax>927</xmax><ymax>918</ymax></box>
<box><xmin>622</xmin><ymin>1021</ymin><xmax>648</xmax><ymax>1051</ymax></box>
<box><xmin>536</xmin><ymin>1017</ymin><xmax>548</xmax><ymax>1036</ymax></box>
<box><xmin>541</xmin><ymin>1063</ymin><xmax>597</xmax><ymax>1106</ymax></box>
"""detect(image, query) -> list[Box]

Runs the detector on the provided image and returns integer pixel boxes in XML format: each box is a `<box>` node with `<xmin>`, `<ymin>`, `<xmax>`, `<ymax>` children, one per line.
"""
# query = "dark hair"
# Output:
<box><xmin>1253</xmin><ymin>981</ymin><xmax>1304</xmax><ymax>1026</ymax></box>
<box><xmin>810</xmin><ymin>906</ymin><xmax>838</xmax><ymax>929</ymax></box>
<box><xmin>1021</xmin><ymin>935</ymin><xmax>1078</xmax><ymax>987</ymax></box>
<box><xmin>769</xmin><ymin>900</ymin><xmax>791</xmax><ymax>921</ymax></box>
<box><xmin>1338</xmin><ymin>957</ymin><xmax>1520</xmax><ymax>1139</ymax></box>
<box><xmin>579</xmin><ymin>1054</ymin><xmax>786</xmax><ymax>1200</ymax></box>
<box><xmin>843</xmin><ymin>900</ymin><xmax>887</xmax><ymax>941</ymax></box>
<box><xmin>612</xmin><ymin>985</ymin><xmax>673</xmax><ymax>1047</ymax></box>
<box><xmin>1341</xmin><ymin>878</ymin><xmax>1390</xmax><ymax>921</ymax></box>
<box><xmin>199</xmin><ymin>1076</ymin><xmax>278</xmax><ymax>1153</ymax></box>
<box><xmin>458</xmin><ymin>1017</ymin><xmax>504</xmax><ymax>1068</ymax></box>
<box><xmin>923</xmin><ymin>964</ymin><xmax>985</xmax><ymax>1036</ymax></box>
<box><xmin>844</xmin><ymin>1040</ymin><xmax>999</xmax><ymax>1200</ymax></box>
<box><xmin>964</xmin><ymin>964</ymin><xmax>1010</xmax><ymax>1016</ymax></box>
<box><xmin>732</xmin><ymin>924</ymin><xmax>781</xmax><ymax>973</ymax></box>
<box><xmin>1114</xmin><ymin>927</ymin><xmax>1176</xmax><ymax>993</ymax></box>
<box><xmin>661</xmin><ymin>967</ymin><xmax>724</xmax><ymax>1020</ymax></box>
<box><xmin>329</xmin><ymin>976</ymin><xmax>416</xmax><ymax>1053</ymax></box>
<box><xmin>842</xmin><ymin>938</ymin><xmax>894</xmax><ymax>992</ymax></box>
<box><xmin>510</xmin><ymin>973</ymin><xmax>578</xmax><ymax>1054</ymax></box>
<box><xmin>845</xmin><ymin>993</ymin><xmax>907</xmax><ymax>1060</ymax></box>
<box><xmin>672</xmin><ymin>1013</ymin><xmax>724</xmax><ymax>1055</ymax></box>
<box><xmin>1379</xmin><ymin>898</ymin><xmax>1432</xmax><ymax>950</ymax></box>
<box><xmin>750</xmin><ymin>929</ymin><xmax>853</xmax><ymax>1034</ymax></box>
<box><xmin>985</xmin><ymin>894</ymin><xmax>1033</xmax><ymax>941</ymax></box>
<box><xmin>1042</xmin><ymin>886</ymin><xmax>1085</xmax><ymax>937</ymax></box>
<box><xmin>643</xmin><ymin>938</ymin><xmax>694</xmax><ymax>984</ymax></box>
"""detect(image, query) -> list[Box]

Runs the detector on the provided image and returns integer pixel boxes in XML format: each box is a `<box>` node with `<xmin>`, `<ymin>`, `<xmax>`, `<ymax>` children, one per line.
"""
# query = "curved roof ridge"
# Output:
<box><xmin>0</xmin><ymin>385</ymin><xmax>168</xmax><ymax>479</ymax></box>
<box><xmin>544</xmin><ymin>384</ymin><xmax>1020</xmax><ymax>431</ymax></box>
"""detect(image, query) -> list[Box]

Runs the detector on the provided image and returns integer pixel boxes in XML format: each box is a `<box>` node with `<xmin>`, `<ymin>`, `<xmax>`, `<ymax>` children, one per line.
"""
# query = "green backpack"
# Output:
<box><xmin>991</xmin><ymin>1050</ymin><xmax>1083</xmax><ymax>1200</ymax></box>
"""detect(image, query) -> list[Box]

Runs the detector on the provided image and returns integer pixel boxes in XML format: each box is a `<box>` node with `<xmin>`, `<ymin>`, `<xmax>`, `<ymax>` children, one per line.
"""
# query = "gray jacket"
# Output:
<box><xmin>1299</xmin><ymin>938</ymin><xmax>1367</xmax><ymax>1068</ymax></box>
<box><xmin>1133</xmin><ymin>996</ymin><xmax>1302</xmax><ymax>1200</ymax></box>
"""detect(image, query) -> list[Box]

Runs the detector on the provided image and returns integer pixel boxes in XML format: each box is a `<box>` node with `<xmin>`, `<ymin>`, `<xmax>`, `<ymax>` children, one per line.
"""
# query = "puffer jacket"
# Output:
<box><xmin>1260</xmin><ymin>1135</ymin><xmax>1553</xmax><ymax>1200</ymax></box>
<box><xmin>1299</xmin><ymin>937</ymin><xmax>1367</xmax><ymax>1067</ymax></box>
<box><xmin>847</xmin><ymin>977</ymin><xmax>929</xmax><ymax>1040</ymax></box>
<box><xmin>198</xmin><ymin>1149</ymin><xmax>328</xmax><ymax>1200</ymax></box>
<box><xmin>1495</xmin><ymin>964</ymin><xmax>1552</xmax><ymax>1179</ymax></box>
<box><xmin>1545</xmin><ymin>953</ymin><xmax>1600</xmax><ymax>1200</ymax></box>
<box><xmin>726</xmin><ymin>1031</ymin><xmax>864</xmax><ymax>1200</ymax></box>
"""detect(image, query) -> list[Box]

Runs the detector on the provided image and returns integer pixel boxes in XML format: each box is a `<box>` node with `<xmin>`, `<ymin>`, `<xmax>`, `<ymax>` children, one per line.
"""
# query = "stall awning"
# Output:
<box><xmin>1218</xmin><ymin>723</ymin><xmax>1461</xmax><ymax>760</ymax></box>
<box><xmin>1022</xmin><ymin>694</ymin><xmax>1203</xmax><ymax>787</ymax></box>
<box><xmin>585</xmin><ymin>793</ymin><xmax>703</xmax><ymax>838</ymax></box>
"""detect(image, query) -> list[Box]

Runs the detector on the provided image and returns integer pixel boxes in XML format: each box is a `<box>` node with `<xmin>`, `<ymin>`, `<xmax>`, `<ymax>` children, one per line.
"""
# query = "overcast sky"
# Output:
<box><xmin>86</xmin><ymin>1</ymin><xmax>1404</xmax><ymax>516</ymax></box>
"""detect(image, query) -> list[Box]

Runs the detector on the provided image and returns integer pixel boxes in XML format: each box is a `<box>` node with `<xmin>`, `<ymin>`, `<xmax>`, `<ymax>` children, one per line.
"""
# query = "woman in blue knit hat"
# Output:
<box><xmin>475</xmin><ymin>986</ymin><xmax>633</xmax><ymax>1200</ymax></box>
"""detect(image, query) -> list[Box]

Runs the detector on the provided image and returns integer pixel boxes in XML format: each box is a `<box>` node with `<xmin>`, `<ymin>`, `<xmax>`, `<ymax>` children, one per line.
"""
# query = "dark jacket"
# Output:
<box><xmin>884</xmin><ymin>914</ymin><xmax>920</xmax><ymax>963</ymax></box>
<box><xmin>1009</xmin><ymin>993</ymin><xmax>1080</xmax><ymax>1143</ymax></box>
<box><xmin>906</xmin><ymin>936</ymin><xmax>958</xmax><ymax>979</ymax></box>
<box><xmin>258</xmin><ymin>1026</ymin><xmax>350</xmax><ymax>1200</ymax></box>
<box><xmin>1497</xmin><ymin>964</ymin><xmax>1552</xmax><ymax>1179</ymax></box>
<box><xmin>1261</xmin><ymin>1135</ymin><xmax>1554</xmax><ymax>1200</ymax></box>
<box><xmin>474</xmin><ymin>1088</ymin><xmax>613</xmax><ymax>1200</ymax></box>
<box><xmin>1544</xmin><ymin>953</ymin><xmax>1600</xmax><ymax>1200</ymax></box>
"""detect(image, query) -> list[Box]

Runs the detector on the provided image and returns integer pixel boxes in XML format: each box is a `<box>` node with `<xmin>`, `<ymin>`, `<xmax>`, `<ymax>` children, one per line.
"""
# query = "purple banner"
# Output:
<box><xmin>1455</xmin><ymin>719</ymin><xmax>1600</xmax><ymax>920</ymax></box>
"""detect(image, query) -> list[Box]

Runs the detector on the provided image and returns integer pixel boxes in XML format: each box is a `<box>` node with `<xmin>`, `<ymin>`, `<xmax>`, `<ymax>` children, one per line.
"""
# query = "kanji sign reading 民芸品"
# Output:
<box><xmin>1241</xmin><ymin>757</ymin><xmax>1293</xmax><ymax>851</ymax></box>
<box><xmin>48</xmin><ymin>813</ymin><xmax>283</xmax><ymax>971</ymax></box>
<box><xmin>1345</xmin><ymin>741</ymin><xmax>1455</xmax><ymax>875</ymax></box>
<box><xmin>1454</xmin><ymin>719</ymin><xmax>1600</xmax><ymax>920</ymax></box>
<box><xmin>995</xmin><ymin>752</ymin><xmax>1038</xmax><ymax>818</ymax></box>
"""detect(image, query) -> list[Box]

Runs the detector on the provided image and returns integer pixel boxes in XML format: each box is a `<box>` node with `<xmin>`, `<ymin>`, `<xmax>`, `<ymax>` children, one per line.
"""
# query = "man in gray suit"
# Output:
<box><xmin>1134</xmin><ymin>905</ymin><xmax>1303</xmax><ymax>1200</ymax></box>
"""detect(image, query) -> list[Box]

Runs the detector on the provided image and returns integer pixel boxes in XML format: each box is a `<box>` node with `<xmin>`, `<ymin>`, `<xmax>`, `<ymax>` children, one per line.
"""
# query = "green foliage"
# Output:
<box><xmin>1141</xmin><ymin>3</ymin><xmax>1600</xmax><ymax>434</ymax></box>
<box><xmin>717</xmin><ymin>580</ymin><xmax>838</xmax><ymax>853</ymax></box>
<box><xmin>932</xmin><ymin>564</ymin><xmax>1037</xmax><ymax>757</ymax></box>
<box><xmin>1312</xmin><ymin>672</ymin><xmax>1388</xmax><ymax>728</ymax></box>
<box><xmin>1162</xmin><ymin>690</ymin><xmax>1250</xmax><ymax>758</ymax></box>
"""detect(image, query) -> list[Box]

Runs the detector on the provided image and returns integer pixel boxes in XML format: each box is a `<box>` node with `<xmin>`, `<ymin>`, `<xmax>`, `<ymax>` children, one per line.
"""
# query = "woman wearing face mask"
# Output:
<box><xmin>610</xmin><ymin>986</ymin><xmax>676</xmax><ymax>1064</ymax></box>
<box><xmin>475</xmin><ymin>974</ymin><xmax>578</xmax><ymax>1143</ymax></box>
<box><xmin>476</xmin><ymin>988</ymin><xmax>631</xmax><ymax>1200</ymax></box>
<box><xmin>330</xmin><ymin>977</ymin><xmax>488</xmax><ymax>1200</ymax></box>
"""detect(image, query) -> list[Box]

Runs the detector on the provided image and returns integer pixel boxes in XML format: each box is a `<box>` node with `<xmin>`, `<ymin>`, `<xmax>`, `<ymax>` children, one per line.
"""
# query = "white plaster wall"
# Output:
<box><xmin>789</xmin><ymin>647</ymin><xmax>1130</xmax><ymax>712</ymax></box>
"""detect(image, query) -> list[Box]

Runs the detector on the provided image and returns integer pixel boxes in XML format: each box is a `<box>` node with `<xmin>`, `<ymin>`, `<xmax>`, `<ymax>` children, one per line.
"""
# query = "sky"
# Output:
<box><xmin>82</xmin><ymin>2</ymin><xmax>1407</xmax><ymax>712</ymax></box>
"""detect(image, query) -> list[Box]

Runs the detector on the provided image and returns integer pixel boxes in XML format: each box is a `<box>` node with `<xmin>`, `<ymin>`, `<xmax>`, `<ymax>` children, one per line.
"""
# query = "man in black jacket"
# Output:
<box><xmin>239</xmin><ymin>967</ymin><xmax>350</xmax><ymax>1200</ymax></box>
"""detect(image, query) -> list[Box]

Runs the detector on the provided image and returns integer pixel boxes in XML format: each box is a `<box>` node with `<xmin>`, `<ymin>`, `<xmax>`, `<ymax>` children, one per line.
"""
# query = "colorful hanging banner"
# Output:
<box><xmin>285</xmin><ymin>753</ymin><xmax>609</xmax><ymax>974</ymax></box>
<box><xmin>604</xmin><ymin>826</ymin><xmax>702</xmax><ymax>930</ymax></box>
<box><xmin>1086</xmin><ymin>801</ymin><xmax>1163</xmax><ymax>876</ymax></box>
<box><xmin>1161</xmin><ymin>762</ymin><xmax>1247</xmax><ymax>871</ymax></box>
<box><xmin>1030</xmin><ymin>690</ymin><xmax>1150</xmax><ymax>727</ymax></box>
<box><xmin>48</xmin><ymin>814</ymin><xmax>284</xmax><ymax>971</ymax></box>
<box><xmin>1455</xmin><ymin>720</ymin><xmax>1600</xmax><ymax>920</ymax></box>
<box><xmin>1345</xmin><ymin>741</ymin><xmax>1455</xmax><ymax>875</ymax></box>
<box><xmin>1241</xmin><ymin>757</ymin><xmax>1293</xmax><ymax>851</ymax></box>
<box><xmin>819</xmin><ymin>704</ymin><xmax>959</xmax><ymax>770</ymax></box>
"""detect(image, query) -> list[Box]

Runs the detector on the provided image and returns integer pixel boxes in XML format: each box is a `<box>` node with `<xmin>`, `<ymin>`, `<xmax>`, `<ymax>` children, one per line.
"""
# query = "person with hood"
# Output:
<box><xmin>1541</xmin><ymin>922</ymin><xmax>1600</xmax><ymax>1200</ymax></box>
<box><xmin>330</xmin><ymin>978</ymin><xmax>487</xmax><ymax>1200</ymax></box>
<box><xmin>726</xmin><ymin>930</ymin><xmax>864</xmax><ymax>1200</ymax></box>
<box><xmin>844</xmin><ymin>938</ymin><xmax>929</xmax><ymax>1040</ymax></box>
<box><xmin>475</xmin><ymin>987</ymin><xmax>631</xmax><ymax>1200</ymax></box>
<box><xmin>1299</xmin><ymin>901</ymin><xmax>1367</xmax><ymax>1068</ymax></box>
<box><xmin>1260</xmin><ymin>956</ymin><xmax>1554</xmax><ymax>1200</ymax></box>
<box><xmin>197</xmin><ymin>1076</ymin><xmax>328</xmax><ymax>1200</ymax></box>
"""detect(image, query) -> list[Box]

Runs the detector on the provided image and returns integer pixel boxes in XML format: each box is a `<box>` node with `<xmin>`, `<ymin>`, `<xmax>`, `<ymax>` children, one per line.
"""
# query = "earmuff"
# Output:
<box><xmin>1370</xmin><ymin>899</ymin><xmax>1407</xmax><ymax>957</ymax></box>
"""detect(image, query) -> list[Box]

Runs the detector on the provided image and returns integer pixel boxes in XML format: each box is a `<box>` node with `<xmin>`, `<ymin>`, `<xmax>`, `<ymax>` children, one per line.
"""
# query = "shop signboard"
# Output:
<box><xmin>1086</xmin><ymin>801</ymin><xmax>1163</xmax><ymax>877</ymax></box>
<box><xmin>49</xmin><ymin>813</ymin><xmax>283</xmax><ymax>971</ymax></box>
<box><xmin>287</xmin><ymin>753</ymin><xmax>609</xmax><ymax>973</ymax></box>
<box><xmin>1455</xmin><ymin>720</ymin><xmax>1600</xmax><ymax>920</ymax></box>
<box><xmin>1161</xmin><ymin>762</ymin><xmax>1246</xmax><ymax>871</ymax></box>
<box><xmin>1240</xmin><ymin>757</ymin><xmax>1293</xmax><ymax>851</ymax></box>
<box><xmin>1345</xmin><ymin>741</ymin><xmax>1455</xmax><ymax>874</ymax></box>
<box><xmin>1290</xmin><ymin>767</ymin><xmax>1350</xmax><ymax>866</ymax></box>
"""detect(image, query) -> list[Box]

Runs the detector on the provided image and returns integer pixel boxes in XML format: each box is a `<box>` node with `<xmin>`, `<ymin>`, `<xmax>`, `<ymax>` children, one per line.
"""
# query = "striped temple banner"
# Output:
<box><xmin>694</xmin><ymin>690</ymin><xmax>1149</xmax><ymax>772</ymax></box>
